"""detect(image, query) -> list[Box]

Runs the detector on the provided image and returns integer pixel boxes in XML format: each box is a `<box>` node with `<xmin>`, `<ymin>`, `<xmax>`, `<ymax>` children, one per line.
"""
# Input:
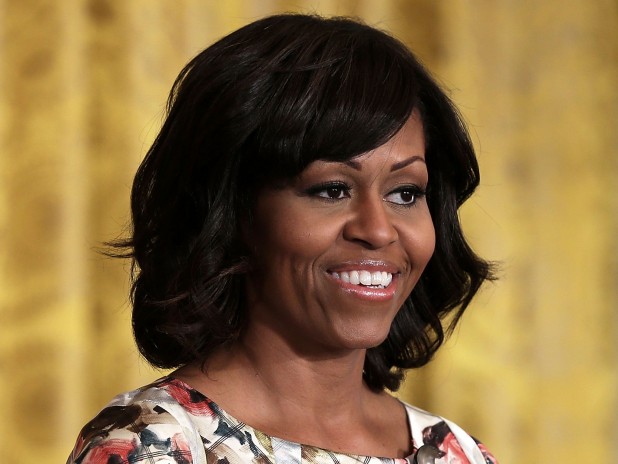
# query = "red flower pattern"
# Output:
<box><xmin>439</xmin><ymin>432</ymin><xmax>468</xmax><ymax>463</ymax></box>
<box><xmin>160</xmin><ymin>380</ymin><xmax>216</xmax><ymax>417</ymax></box>
<box><xmin>80</xmin><ymin>438</ymin><xmax>137</xmax><ymax>464</ymax></box>
<box><xmin>170</xmin><ymin>432</ymin><xmax>193</xmax><ymax>464</ymax></box>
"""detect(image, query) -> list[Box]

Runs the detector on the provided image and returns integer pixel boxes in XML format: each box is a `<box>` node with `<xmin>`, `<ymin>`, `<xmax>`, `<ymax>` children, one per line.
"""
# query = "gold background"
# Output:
<box><xmin>1</xmin><ymin>1</ymin><xmax>616</xmax><ymax>463</ymax></box>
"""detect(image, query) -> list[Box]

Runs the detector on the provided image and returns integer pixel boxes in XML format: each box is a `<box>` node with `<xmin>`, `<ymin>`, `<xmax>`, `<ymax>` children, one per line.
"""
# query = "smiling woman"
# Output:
<box><xmin>67</xmin><ymin>14</ymin><xmax>497</xmax><ymax>464</ymax></box>
<box><xmin>244</xmin><ymin>114</ymin><xmax>435</xmax><ymax>356</ymax></box>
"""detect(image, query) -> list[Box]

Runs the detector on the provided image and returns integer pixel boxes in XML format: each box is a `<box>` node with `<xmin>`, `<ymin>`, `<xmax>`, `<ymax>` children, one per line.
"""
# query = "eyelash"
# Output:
<box><xmin>304</xmin><ymin>182</ymin><xmax>350</xmax><ymax>200</ymax></box>
<box><xmin>304</xmin><ymin>181</ymin><xmax>426</xmax><ymax>207</ymax></box>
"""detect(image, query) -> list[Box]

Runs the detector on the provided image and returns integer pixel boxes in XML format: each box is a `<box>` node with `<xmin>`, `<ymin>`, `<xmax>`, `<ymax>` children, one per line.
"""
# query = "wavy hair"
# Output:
<box><xmin>117</xmin><ymin>14</ymin><xmax>494</xmax><ymax>392</ymax></box>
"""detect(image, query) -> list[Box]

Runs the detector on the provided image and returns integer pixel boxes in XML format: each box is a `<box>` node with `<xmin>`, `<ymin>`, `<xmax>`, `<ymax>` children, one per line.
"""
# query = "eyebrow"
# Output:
<box><xmin>343</xmin><ymin>155</ymin><xmax>426</xmax><ymax>172</ymax></box>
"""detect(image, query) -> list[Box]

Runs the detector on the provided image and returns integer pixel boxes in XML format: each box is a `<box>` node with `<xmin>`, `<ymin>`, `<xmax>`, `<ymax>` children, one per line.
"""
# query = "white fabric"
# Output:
<box><xmin>404</xmin><ymin>403</ymin><xmax>486</xmax><ymax>464</ymax></box>
<box><xmin>107</xmin><ymin>388</ymin><xmax>208</xmax><ymax>463</ymax></box>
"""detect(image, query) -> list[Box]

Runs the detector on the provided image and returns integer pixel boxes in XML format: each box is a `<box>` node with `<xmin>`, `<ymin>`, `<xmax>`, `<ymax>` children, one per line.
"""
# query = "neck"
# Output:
<box><xmin>234</xmin><ymin>325</ymin><xmax>371</xmax><ymax>416</ymax></box>
<box><xmin>173</xmin><ymin>322</ymin><xmax>401</xmax><ymax>454</ymax></box>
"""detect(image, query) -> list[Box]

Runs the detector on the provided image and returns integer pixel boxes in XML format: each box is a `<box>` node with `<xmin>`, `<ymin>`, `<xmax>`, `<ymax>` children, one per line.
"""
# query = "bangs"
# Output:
<box><xmin>239</xmin><ymin>16</ymin><xmax>420</xmax><ymax>185</ymax></box>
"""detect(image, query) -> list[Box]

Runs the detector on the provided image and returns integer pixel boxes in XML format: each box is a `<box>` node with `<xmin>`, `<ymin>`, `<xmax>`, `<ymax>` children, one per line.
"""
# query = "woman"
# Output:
<box><xmin>68</xmin><ymin>14</ymin><xmax>498</xmax><ymax>464</ymax></box>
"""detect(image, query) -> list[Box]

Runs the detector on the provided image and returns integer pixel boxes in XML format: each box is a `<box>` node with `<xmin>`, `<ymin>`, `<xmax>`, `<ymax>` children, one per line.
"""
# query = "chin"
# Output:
<box><xmin>336</xmin><ymin>325</ymin><xmax>391</xmax><ymax>350</ymax></box>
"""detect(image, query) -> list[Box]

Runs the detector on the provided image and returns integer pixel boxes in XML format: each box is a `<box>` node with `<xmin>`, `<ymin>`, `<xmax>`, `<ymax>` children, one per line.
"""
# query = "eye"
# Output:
<box><xmin>384</xmin><ymin>186</ymin><xmax>426</xmax><ymax>206</ymax></box>
<box><xmin>305</xmin><ymin>182</ymin><xmax>351</xmax><ymax>200</ymax></box>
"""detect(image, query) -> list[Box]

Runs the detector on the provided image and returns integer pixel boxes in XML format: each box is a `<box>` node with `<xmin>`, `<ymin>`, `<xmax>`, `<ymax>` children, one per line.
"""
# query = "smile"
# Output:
<box><xmin>330</xmin><ymin>270</ymin><xmax>393</xmax><ymax>288</ymax></box>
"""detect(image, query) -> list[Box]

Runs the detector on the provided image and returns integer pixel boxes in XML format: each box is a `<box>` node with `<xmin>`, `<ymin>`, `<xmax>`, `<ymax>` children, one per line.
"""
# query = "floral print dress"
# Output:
<box><xmin>67</xmin><ymin>377</ymin><xmax>498</xmax><ymax>464</ymax></box>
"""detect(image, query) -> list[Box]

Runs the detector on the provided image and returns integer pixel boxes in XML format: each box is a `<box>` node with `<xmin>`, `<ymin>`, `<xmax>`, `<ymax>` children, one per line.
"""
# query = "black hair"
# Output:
<box><xmin>118</xmin><ymin>14</ymin><xmax>494</xmax><ymax>392</ymax></box>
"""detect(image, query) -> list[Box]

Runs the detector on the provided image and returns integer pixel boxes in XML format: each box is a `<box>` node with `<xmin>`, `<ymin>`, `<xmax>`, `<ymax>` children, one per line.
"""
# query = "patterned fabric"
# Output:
<box><xmin>67</xmin><ymin>377</ymin><xmax>498</xmax><ymax>464</ymax></box>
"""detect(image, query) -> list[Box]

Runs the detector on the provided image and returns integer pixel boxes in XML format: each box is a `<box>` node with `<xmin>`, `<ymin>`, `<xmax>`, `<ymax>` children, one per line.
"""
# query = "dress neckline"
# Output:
<box><xmin>163</xmin><ymin>376</ymin><xmax>416</xmax><ymax>462</ymax></box>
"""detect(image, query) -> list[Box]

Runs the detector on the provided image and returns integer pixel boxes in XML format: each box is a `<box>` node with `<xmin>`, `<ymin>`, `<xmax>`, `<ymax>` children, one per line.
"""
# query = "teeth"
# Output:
<box><xmin>359</xmin><ymin>270</ymin><xmax>372</xmax><ymax>285</ymax></box>
<box><xmin>333</xmin><ymin>270</ymin><xmax>394</xmax><ymax>287</ymax></box>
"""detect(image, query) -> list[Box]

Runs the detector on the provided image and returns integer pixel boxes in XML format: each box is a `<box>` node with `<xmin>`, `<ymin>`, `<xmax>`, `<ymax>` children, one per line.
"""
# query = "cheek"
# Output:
<box><xmin>402</xmin><ymin>210</ymin><xmax>436</xmax><ymax>272</ymax></box>
<box><xmin>420</xmin><ymin>216</ymin><xmax>436</xmax><ymax>263</ymax></box>
<box><xmin>250</xmin><ymin>205</ymin><xmax>337</xmax><ymax>269</ymax></box>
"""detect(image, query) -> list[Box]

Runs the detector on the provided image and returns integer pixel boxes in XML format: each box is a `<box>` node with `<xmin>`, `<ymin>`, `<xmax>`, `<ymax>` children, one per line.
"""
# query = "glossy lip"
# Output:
<box><xmin>326</xmin><ymin>260</ymin><xmax>401</xmax><ymax>302</ymax></box>
<box><xmin>327</xmin><ymin>259</ymin><xmax>401</xmax><ymax>274</ymax></box>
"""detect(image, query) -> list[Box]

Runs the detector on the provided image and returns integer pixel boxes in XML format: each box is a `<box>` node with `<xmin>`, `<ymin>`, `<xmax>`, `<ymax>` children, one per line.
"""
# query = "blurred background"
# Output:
<box><xmin>1</xmin><ymin>1</ymin><xmax>616</xmax><ymax>462</ymax></box>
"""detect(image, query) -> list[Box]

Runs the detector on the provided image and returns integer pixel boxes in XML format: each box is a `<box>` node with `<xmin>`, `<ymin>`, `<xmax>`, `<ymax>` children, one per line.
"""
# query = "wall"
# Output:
<box><xmin>0</xmin><ymin>1</ymin><xmax>616</xmax><ymax>462</ymax></box>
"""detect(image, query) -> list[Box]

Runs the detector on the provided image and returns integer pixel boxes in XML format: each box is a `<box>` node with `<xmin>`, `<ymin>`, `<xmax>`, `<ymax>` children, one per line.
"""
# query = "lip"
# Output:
<box><xmin>326</xmin><ymin>260</ymin><xmax>401</xmax><ymax>302</ymax></box>
<box><xmin>327</xmin><ymin>259</ymin><xmax>400</xmax><ymax>274</ymax></box>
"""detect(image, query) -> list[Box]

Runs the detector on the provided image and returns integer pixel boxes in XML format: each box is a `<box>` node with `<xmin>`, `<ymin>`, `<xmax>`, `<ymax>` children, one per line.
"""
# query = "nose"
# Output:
<box><xmin>342</xmin><ymin>195</ymin><xmax>398</xmax><ymax>249</ymax></box>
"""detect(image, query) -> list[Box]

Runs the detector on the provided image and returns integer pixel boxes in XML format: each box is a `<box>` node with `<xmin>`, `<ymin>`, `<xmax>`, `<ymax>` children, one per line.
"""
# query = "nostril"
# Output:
<box><xmin>342</xmin><ymin>208</ymin><xmax>398</xmax><ymax>249</ymax></box>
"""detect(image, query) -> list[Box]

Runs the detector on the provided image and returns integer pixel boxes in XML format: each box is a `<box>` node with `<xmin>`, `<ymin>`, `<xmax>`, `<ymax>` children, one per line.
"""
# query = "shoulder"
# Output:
<box><xmin>67</xmin><ymin>378</ymin><xmax>215</xmax><ymax>464</ymax></box>
<box><xmin>402</xmin><ymin>402</ymin><xmax>499</xmax><ymax>464</ymax></box>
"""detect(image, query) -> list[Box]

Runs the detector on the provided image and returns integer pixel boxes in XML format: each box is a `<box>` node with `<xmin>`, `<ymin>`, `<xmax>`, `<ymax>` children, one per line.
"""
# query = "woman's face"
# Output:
<box><xmin>244</xmin><ymin>112</ymin><xmax>435</xmax><ymax>355</ymax></box>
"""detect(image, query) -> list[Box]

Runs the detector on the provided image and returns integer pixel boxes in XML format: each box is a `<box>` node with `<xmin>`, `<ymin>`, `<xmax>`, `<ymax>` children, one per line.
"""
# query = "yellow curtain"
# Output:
<box><xmin>1</xmin><ymin>1</ymin><xmax>616</xmax><ymax>463</ymax></box>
